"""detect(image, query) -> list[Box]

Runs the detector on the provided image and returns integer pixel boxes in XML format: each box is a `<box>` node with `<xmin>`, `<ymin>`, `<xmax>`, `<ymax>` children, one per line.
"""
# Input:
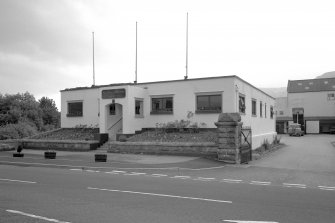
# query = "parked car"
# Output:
<box><xmin>288</xmin><ymin>123</ymin><xmax>304</xmax><ymax>136</ymax></box>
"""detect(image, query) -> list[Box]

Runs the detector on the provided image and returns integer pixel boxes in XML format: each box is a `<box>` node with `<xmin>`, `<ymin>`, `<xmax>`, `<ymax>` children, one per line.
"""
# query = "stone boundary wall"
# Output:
<box><xmin>0</xmin><ymin>143</ymin><xmax>16</xmax><ymax>151</ymax></box>
<box><xmin>28</xmin><ymin>128</ymin><xmax>62</xmax><ymax>139</ymax></box>
<box><xmin>0</xmin><ymin>139</ymin><xmax>100</xmax><ymax>152</ymax></box>
<box><xmin>108</xmin><ymin>141</ymin><xmax>217</xmax><ymax>157</ymax></box>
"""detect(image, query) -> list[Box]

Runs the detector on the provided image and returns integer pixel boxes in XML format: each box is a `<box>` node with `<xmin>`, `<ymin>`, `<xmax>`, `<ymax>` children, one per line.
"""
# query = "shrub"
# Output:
<box><xmin>261</xmin><ymin>138</ymin><xmax>270</xmax><ymax>150</ymax></box>
<box><xmin>272</xmin><ymin>135</ymin><xmax>281</xmax><ymax>145</ymax></box>
<box><xmin>40</xmin><ymin>124</ymin><xmax>57</xmax><ymax>132</ymax></box>
<box><xmin>119</xmin><ymin>135</ymin><xmax>128</xmax><ymax>142</ymax></box>
<box><xmin>0</xmin><ymin>121</ymin><xmax>38</xmax><ymax>139</ymax></box>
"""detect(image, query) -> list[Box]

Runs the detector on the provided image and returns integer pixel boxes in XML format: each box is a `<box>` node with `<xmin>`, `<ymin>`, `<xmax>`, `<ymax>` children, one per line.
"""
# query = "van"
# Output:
<box><xmin>288</xmin><ymin>123</ymin><xmax>304</xmax><ymax>136</ymax></box>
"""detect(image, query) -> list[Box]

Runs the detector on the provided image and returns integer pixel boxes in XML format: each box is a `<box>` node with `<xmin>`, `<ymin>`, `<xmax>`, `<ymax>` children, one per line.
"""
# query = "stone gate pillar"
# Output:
<box><xmin>214</xmin><ymin>113</ymin><xmax>242</xmax><ymax>164</ymax></box>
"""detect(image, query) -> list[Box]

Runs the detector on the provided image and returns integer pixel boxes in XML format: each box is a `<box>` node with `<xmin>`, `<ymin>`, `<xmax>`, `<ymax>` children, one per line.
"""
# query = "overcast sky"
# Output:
<box><xmin>1</xmin><ymin>0</ymin><xmax>335</xmax><ymax>110</ymax></box>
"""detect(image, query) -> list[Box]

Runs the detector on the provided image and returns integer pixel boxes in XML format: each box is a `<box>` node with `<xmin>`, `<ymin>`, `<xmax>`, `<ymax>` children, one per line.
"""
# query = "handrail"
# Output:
<box><xmin>108</xmin><ymin>118</ymin><xmax>123</xmax><ymax>130</ymax></box>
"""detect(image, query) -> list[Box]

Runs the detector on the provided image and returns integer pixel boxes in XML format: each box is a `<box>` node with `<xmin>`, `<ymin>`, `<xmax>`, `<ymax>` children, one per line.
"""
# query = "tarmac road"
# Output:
<box><xmin>1</xmin><ymin>134</ymin><xmax>335</xmax><ymax>222</ymax></box>
<box><xmin>1</xmin><ymin>164</ymin><xmax>335</xmax><ymax>223</ymax></box>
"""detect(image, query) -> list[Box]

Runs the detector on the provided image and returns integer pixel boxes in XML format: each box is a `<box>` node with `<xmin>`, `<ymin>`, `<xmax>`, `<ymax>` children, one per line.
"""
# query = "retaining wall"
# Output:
<box><xmin>1</xmin><ymin>139</ymin><xmax>99</xmax><ymax>152</ymax></box>
<box><xmin>108</xmin><ymin>141</ymin><xmax>217</xmax><ymax>157</ymax></box>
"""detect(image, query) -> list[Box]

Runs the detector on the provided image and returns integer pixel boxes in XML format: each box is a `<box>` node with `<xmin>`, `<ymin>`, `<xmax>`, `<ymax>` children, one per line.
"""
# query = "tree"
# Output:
<box><xmin>39</xmin><ymin>97</ymin><xmax>60</xmax><ymax>128</ymax></box>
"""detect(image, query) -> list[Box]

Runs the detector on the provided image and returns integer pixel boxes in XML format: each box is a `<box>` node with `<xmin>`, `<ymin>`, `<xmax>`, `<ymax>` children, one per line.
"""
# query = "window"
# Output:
<box><xmin>260</xmin><ymin>101</ymin><xmax>263</xmax><ymax>117</ymax></box>
<box><xmin>270</xmin><ymin>106</ymin><xmax>274</xmax><ymax>119</ymax></box>
<box><xmin>252</xmin><ymin>99</ymin><xmax>257</xmax><ymax>116</ymax></box>
<box><xmin>151</xmin><ymin>97</ymin><xmax>173</xmax><ymax>114</ymax></box>
<box><xmin>67</xmin><ymin>102</ymin><xmax>83</xmax><ymax>117</ymax></box>
<box><xmin>327</xmin><ymin>93</ymin><xmax>335</xmax><ymax>100</ymax></box>
<box><xmin>196</xmin><ymin>94</ymin><xmax>222</xmax><ymax>113</ymax></box>
<box><xmin>109</xmin><ymin>104</ymin><xmax>115</xmax><ymax>115</ymax></box>
<box><xmin>265</xmin><ymin>103</ymin><xmax>267</xmax><ymax>118</ymax></box>
<box><xmin>239</xmin><ymin>95</ymin><xmax>246</xmax><ymax>114</ymax></box>
<box><xmin>135</xmin><ymin>99</ymin><xmax>143</xmax><ymax>117</ymax></box>
<box><xmin>279</xmin><ymin>111</ymin><xmax>284</xmax><ymax>115</ymax></box>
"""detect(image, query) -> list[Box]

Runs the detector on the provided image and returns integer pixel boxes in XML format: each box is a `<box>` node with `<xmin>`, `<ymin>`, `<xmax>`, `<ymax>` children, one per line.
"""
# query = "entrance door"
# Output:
<box><xmin>105</xmin><ymin>103</ymin><xmax>123</xmax><ymax>140</ymax></box>
<box><xmin>292</xmin><ymin>108</ymin><xmax>304</xmax><ymax>131</ymax></box>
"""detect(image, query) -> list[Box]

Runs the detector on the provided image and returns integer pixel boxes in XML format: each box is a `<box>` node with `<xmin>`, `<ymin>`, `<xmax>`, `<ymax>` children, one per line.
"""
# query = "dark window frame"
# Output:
<box><xmin>251</xmin><ymin>99</ymin><xmax>257</xmax><ymax>116</ymax></box>
<box><xmin>135</xmin><ymin>99</ymin><xmax>144</xmax><ymax>117</ymax></box>
<box><xmin>239</xmin><ymin>94</ymin><xmax>246</xmax><ymax>114</ymax></box>
<box><xmin>327</xmin><ymin>93</ymin><xmax>335</xmax><ymax>100</ymax></box>
<box><xmin>67</xmin><ymin>101</ymin><xmax>83</xmax><ymax>117</ymax></box>
<box><xmin>270</xmin><ymin>106</ymin><xmax>274</xmax><ymax>119</ymax></box>
<box><xmin>150</xmin><ymin>97</ymin><xmax>173</xmax><ymax>114</ymax></box>
<box><xmin>195</xmin><ymin>94</ymin><xmax>222</xmax><ymax>114</ymax></box>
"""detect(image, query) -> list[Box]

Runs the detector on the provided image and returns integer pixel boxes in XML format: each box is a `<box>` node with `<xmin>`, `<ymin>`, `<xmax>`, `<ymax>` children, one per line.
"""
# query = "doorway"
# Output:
<box><xmin>105</xmin><ymin>103</ymin><xmax>123</xmax><ymax>140</ymax></box>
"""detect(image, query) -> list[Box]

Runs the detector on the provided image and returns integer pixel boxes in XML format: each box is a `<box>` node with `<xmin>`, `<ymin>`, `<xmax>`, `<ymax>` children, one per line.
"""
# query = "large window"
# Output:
<box><xmin>260</xmin><ymin>101</ymin><xmax>263</xmax><ymax>117</ymax></box>
<box><xmin>239</xmin><ymin>94</ymin><xmax>246</xmax><ymax>114</ymax></box>
<box><xmin>327</xmin><ymin>93</ymin><xmax>335</xmax><ymax>100</ymax></box>
<box><xmin>196</xmin><ymin>94</ymin><xmax>222</xmax><ymax>113</ymax></box>
<box><xmin>67</xmin><ymin>102</ymin><xmax>83</xmax><ymax>117</ymax></box>
<box><xmin>252</xmin><ymin>99</ymin><xmax>257</xmax><ymax>116</ymax></box>
<box><xmin>265</xmin><ymin>103</ymin><xmax>267</xmax><ymax>118</ymax></box>
<box><xmin>151</xmin><ymin>97</ymin><xmax>173</xmax><ymax>114</ymax></box>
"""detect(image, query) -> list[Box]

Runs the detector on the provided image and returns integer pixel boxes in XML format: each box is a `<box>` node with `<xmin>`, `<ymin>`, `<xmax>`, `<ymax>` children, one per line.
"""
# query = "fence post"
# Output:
<box><xmin>214</xmin><ymin>113</ymin><xmax>242</xmax><ymax>164</ymax></box>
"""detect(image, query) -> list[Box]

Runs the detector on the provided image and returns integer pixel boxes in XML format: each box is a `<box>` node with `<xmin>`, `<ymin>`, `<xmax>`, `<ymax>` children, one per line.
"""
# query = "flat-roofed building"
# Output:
<box><xmin>61</xmin><ymin>75</ymin><xmax>276</xmax><ymax>149</ymax></box>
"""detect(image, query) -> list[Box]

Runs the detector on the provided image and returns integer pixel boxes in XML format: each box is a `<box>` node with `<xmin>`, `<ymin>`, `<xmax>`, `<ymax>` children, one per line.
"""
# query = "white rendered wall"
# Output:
<box><xmin>60</xmin><ymin>88</ymin><xmax>99</xmax><ymax>128</ymax></box>
<box><xmin>99</xmin><ymin>86</ymin><xmax>130</xmax><ymax>134</ymax></box>
<box><xmin>275</xmin><ymin>97</ymin><xmax>291</xmax><ymax>119</ymax></box>
<box><xmin>234</xmin><ymin>78</ymin><xmax>276</xmax><ymax>149</ymax></box>
<box><xmin>288</xmin><ymin>91</ymin><xmax>335</xmax><ymax>118</ymax></box>
<box><xmin>306</xmin><ymin>121</ymin><xmax>319</xmax><ymax>134</ymax></box>
<box><xmin>138</xmin><ymin>77</ymin><xmax>236</xmax><ymax>129</ymax></box>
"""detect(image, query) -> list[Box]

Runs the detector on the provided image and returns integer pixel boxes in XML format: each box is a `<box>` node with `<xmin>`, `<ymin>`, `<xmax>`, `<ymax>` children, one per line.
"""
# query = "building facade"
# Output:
<box><xmin>275</xmin><ymin>77</ymin><xmax>335</xmax><ymax>134</ymax></box>
<box><xmin>61</xmin><ymin>75</ymin><xmax>276</xmax><ymax>149</ymax></box>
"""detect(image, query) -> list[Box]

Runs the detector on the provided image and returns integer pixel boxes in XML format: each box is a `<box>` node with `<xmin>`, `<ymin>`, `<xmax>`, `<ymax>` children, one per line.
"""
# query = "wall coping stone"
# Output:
<box><xmin>215</xmin><ymin>122</ymin><xmax>242</xmax><ymax>127</ymax></box>
<box><xmin>109</xmin><ymin>141</ymin><xmax>216</xmax><ymax>147</ymax></box>
<box><xmin>217</xmin><ymin>113</ymin><xmax>241</xmax><ymax>122</ymax></box>
<box><xmin>1</xmin><ymin>139</ymin><xmax>99</xmax><ymax>144</ymax></box>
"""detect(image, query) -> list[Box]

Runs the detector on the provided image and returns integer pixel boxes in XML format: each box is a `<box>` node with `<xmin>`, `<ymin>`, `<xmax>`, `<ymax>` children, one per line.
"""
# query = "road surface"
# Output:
<box><xmin>1</xmin><ymin>164</ymin><xmax>334</xmax><ymax>223</ymax></box>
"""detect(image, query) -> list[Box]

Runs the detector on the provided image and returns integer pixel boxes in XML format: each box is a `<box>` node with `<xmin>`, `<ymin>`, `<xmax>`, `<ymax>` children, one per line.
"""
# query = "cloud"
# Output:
<box><xmin>0</xmin><ymin>0</ymin><xmax>97</xmax><ymax>110</ymax></box>
<box><xmin>0</xmin><ymin>0</ymin><xmax>92</xmax><ymax>64</ymax></box>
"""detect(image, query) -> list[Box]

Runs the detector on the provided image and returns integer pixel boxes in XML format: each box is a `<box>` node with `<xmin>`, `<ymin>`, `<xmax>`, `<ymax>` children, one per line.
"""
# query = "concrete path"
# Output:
<box><xmin>251</xmin><ymin>134</ymin><xmax>335</xmax><ymax>172</ymax></box>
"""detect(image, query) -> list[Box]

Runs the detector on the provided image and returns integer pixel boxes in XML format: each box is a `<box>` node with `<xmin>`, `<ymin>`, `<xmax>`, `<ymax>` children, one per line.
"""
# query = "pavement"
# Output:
<box><xmin>0</xmin><ymin>148</ymin><xmax>226</xmax><ymax>170</ymax></box>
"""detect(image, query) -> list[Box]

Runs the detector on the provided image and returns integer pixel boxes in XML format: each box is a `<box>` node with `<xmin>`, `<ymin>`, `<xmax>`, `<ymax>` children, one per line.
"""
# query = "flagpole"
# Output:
<box><xmin>92</xmin><ymin>31</ymin><xmax>95</xmax><ymax>86</ymax></box>
<box><xmin>184</xmin><ymin>12</ymin><xmax>188</xmax><ymax>80</ymax></box>
<box><xmin>134</xmin><ymin>21</ymin><xmax>138</xmax><ymax>84</ymax></box>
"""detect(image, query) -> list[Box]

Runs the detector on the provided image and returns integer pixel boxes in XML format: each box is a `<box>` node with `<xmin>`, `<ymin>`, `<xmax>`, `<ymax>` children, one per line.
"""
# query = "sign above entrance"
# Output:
<box><xmin>102</xmin><ymin>89</ymin><xmax>126</xmax><ymax>99</ymax></box>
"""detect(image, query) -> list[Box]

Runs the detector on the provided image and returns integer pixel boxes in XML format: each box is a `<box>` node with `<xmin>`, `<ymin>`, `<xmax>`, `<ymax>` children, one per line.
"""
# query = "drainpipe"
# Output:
<box><xmin>235</xmin><ymin>85</ymin><xmax>239</xmax><ymax>112</ymax></box>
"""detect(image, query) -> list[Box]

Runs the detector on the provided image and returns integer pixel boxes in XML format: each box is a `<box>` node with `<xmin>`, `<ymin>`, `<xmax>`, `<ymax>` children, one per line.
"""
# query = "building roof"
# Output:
<box><xmin>287</xmin><ymin>77</ymin><xmax>335</xmax><ymax>93</ymax></box>
<box><xmin>60</xmin><ymin>75</ymin><xmax>275</xmax><ymax>99</ymax></box>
